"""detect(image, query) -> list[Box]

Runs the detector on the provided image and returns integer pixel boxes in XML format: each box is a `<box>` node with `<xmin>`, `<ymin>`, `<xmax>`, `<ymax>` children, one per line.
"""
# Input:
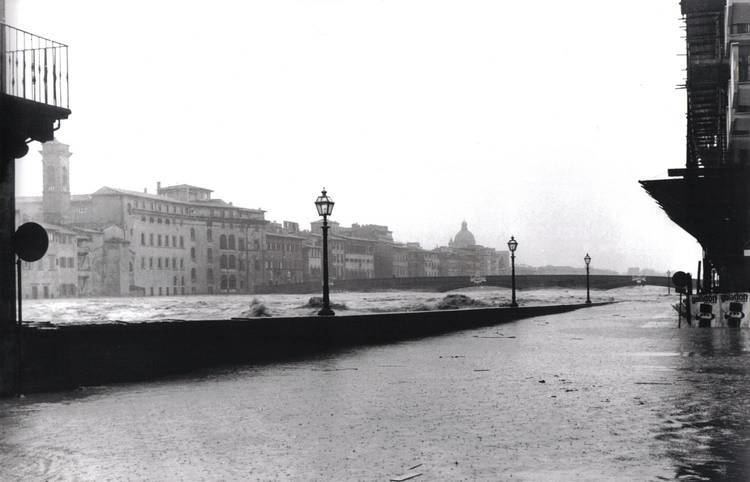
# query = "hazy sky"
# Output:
<box><xmin>8</xmin><ymin>0</ymin><xmax>700</xmax><ymax>272</ymax></box>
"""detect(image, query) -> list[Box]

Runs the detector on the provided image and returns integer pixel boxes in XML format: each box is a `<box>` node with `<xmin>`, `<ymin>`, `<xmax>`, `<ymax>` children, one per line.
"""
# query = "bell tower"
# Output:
<box><xmin>41</xmin><ymin>139</ymin><xmax>72</xmax><ymax>225</ymax></box>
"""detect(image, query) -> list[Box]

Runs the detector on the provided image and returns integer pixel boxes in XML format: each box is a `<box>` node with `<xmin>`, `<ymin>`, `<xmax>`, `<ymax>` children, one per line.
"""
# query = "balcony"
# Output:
<box><xmin>2</xmin><ymin>22</ymin><xmax>69</xmax><ymax>108</ymax></box>
<box><xmin>1</xmin><ymin>22</ymin><xmax>71</xmax><ymax>158</ymax></box>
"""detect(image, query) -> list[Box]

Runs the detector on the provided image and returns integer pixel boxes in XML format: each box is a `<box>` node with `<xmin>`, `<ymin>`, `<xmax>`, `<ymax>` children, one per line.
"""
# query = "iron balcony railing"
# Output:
<box><xmin>1</xmin><ymin>23</ymin><xmax>69</xmax><ymax>109</ymax></box>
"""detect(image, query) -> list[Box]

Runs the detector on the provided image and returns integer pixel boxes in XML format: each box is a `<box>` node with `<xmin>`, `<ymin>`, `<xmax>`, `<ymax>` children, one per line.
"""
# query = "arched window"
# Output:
<box><xmin>220</xmin><ymin>234</ymin><xmax>227</xmax><ymax>249</ymax></box>
<box><xmin>220</xmin><ymin>276</ymin><xmax>228</xmax><ymax>290</ymax></box>
<box><xmin>129</xmin><ymin>262</ymin><xmax>133</xmax><ymax>272</ymax></box>
<box><xmin>228</xmin><ymin>255</ymin><xmax>236</xmax><ymax>269</ymax></box>
<box><xmin>229</xmin><ymin>275</ymin><xmax>236</xmax><ymax>290</ymax></box>
<box><xmin>228</xmin><ymin>235</ymin><xmax>236</xmax><ymax>250</ymax></box>
<box><xmin>141</xmin><ymin>233</ymin><xmax>145</xmax><ymax>245</ymax></box>
<box><xmin>190</xmin><ymin>247</ymin><xmax>196</xmax><ymax>260</ymax></box>
<box><xmin>191</xmin><ymin>268</ymin><xmax>197</xmax><ymax>282</ymax></box>
<box><xmin>239</xmin><ymin>238</ymin><xmax>245</xmax><ymax>251</ymax></box>
<box><xmin>220</xmin><ymin>254</ymin><xmax>227</xmax><ymax>269</ymax></box>
<box><xmin>190</xmin><ymin>228</ymin><xmax>195</xmax><ymax>241</ymax></box>
<box><xmin>207</xmin><ymin>269</ymin><xmax>214</xmax><ymax>283</ymax></box>
<box><xmin>207</xmin><ymin>229</ymin><xmax>213</xmax><ymax>242</ymax></box>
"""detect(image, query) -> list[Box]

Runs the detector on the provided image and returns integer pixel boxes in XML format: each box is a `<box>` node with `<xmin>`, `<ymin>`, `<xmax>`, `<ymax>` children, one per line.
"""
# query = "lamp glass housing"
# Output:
<box><xmin>584</xmin><ymin>253</ymin><xmax>591</xmax><ymax>266</ymax></box>
<box><xmin>507</xmin><ymin>236</ymin><xmax>518</xmax><ymax>252</ymax></box>
<box><xmin>315</xmin><ymin>189</ymin><xmax>335</xmax><ymax>217</ymax></box>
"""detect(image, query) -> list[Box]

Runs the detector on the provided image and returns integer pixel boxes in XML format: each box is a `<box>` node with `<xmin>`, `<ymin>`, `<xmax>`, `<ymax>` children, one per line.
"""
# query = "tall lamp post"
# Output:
<box><xmin>584</xmin><ymin>253</ymin><xmax>592</xmax><ymax>304</ymax></box>
<box><xmin>507</xmin><ymin>236</ymin><xmax>518</xmax><ymax>307</ymax></box>
<box><xmin>315</xmin><ymin>189</ymin><xmax>335</xmax><ymax>316</ymax></box>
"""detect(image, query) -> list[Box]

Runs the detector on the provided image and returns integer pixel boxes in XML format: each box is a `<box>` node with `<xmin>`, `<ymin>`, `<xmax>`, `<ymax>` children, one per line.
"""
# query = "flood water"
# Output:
<box><xmin>2</xmin><ymin>286</ymin><xmax>750</xmax><ymax>480</ymax></box>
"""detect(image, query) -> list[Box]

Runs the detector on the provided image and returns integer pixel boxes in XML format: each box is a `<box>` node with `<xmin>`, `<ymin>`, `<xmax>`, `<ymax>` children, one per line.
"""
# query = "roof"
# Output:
<box><xmin>159</xmin><ymin>184</ymin><xmax>213</xmax><ymax>192</ymax></box>
<box><xmin>16</xmin><ymin>194</ymin><xmax>91</xmax><ymax>203</ymax></box>
<box><xmin>265</xmin><ymin>231</ymin><xmax>307</xmax><ymax>240</ymax></box>
<box><xmin>92</xmin><ymin>186</ymin><xmax>265</xmax><ymax>213</ymax></box>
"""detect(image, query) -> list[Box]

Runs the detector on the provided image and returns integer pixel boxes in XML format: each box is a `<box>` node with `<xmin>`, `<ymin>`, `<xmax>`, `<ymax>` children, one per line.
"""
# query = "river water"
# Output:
<box><xmin>19</xmin><ymin>286</ymin><xmax>612</xmax><ymax>324</ymax></box>
<box><xmin>2</xmin><ymin>286</ymin><xmax>750</xmax><ymax>480</ymax></box>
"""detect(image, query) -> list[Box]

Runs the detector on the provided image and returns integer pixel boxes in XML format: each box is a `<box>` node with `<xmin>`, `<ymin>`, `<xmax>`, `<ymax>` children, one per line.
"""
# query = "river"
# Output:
<box><xmin>2</xmin><ymin>286</ymin><xmax>750</xmax><ymax>480</ymax></box>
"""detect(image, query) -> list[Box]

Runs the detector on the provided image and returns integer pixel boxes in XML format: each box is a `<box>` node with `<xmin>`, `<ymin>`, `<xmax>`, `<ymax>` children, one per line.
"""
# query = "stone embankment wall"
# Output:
<box><xmin>253</xmin><ymin>275</ymin><xmax>669</xmax><ymax>294</ymax></box>
<box><xmin>15</xmin><ymin>303</ymin><xmax>603</xmax><ymax>394</ymax></box>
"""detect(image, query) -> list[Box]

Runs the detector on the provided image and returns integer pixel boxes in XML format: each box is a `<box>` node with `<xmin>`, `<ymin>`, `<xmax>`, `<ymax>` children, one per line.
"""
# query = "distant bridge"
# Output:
<box><xmin>254</xmin><ymin>274</ymin><xmax>670</xmax><ymax>295</ymax></box>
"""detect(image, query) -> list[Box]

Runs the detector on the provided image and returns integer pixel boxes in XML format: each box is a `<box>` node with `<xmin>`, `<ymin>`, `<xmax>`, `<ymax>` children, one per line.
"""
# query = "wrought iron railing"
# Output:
<box><xmin>1</xmin><ymin>23</ymin><xmax>69</xmax><ymax>109</ymax></box>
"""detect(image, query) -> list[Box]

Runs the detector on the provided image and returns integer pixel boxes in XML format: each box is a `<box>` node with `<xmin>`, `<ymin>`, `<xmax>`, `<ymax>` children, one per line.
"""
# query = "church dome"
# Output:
<box><xmin>451</xmin><ymin>221</ymin><xmax>476</xmax><ymax>248</ymax></box>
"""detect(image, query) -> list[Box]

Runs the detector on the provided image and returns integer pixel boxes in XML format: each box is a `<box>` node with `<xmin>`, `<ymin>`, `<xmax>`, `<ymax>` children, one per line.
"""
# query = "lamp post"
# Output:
<box><xmin>315</xmin><ymin>189</ymin><xmax>335</xmax><ymax>316</ymax></box>
<box><xmin>507</xmin><ymin>236</ymin><xmax>518</xmax><ymax>307</ymax></box>
<box><xmin>584</xmin><ymin>253</ymin><xmax>592</xmax><ymax>304</ymax></box>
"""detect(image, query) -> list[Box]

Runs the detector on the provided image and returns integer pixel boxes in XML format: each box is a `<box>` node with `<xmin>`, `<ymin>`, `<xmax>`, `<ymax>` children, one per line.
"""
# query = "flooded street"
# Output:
<box><xmin>2</xmin><ymin>287</ymin><xmax>750</xmax><ymax>480</ymax></box>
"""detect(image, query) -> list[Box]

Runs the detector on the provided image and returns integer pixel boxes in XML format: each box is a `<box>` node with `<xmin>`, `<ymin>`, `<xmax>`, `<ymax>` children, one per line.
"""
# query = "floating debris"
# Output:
<box><xmin>239</xmin><ymin>298</ymin><xmax>271</xmax><ymax>317</ymax></box>
<box><xmin>303</xmin><ymin>296</ymin><xmax>348</xmax><ymax>310</ymax></box>
<box><xmin>436</xmin><ymin>294</ymin><xmax>488</xmax><ymax>310</ymax></box>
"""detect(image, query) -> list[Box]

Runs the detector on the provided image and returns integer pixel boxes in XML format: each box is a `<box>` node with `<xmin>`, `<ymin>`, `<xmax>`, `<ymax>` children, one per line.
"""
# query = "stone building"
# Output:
<box><xmin>16</xmin><ymin>141</ymin><xmax>268</xmax><ymax>297</ymax></box>
<box><xmin>262</xmin><ymin>222</ymin><xmax>306</xmax><ymax>285</ymax></box>
<box><xmin>15</xmin><ymin>221</ymin><xmax>79</xmax><ymax>299</ymax></box>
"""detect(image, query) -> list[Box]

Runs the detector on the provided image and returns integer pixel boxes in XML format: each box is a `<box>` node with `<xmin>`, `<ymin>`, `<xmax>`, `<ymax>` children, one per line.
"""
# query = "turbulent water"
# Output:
<box><xmin>21</xmin><ymin>286</ymin><xmax>623</xmax><ymax>324</ymax></box>
<box><xmin>4</xmin><ymin>286</ymin><xmax>750</xmax><ymax>480</ymax></box>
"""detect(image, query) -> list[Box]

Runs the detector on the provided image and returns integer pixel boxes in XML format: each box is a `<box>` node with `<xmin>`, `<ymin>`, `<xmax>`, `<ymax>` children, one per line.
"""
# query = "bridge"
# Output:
<box><xmin>254</xmin><ymin>274</ymin><xmax>671</xmax><ymax>295</ymax></box>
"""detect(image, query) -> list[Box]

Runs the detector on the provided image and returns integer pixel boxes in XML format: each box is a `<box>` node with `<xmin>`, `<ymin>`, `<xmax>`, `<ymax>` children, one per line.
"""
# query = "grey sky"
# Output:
<box><xmin>9</xmin><ymin>0</ymin><xmax>698</xmax><ymax>272</ymax></box>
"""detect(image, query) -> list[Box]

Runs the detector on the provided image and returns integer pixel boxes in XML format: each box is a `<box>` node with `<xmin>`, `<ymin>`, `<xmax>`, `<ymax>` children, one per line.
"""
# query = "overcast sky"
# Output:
<box><xmin>8</xmin><ymin>0</ymin><xmax>700</xmax><ymax>273</ymax></box>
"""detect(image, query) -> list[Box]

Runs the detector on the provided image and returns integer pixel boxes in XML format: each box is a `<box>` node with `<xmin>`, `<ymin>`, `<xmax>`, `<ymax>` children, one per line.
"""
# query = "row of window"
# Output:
<box><xmin>141</xmin><ymin>232</ymin><xmax>186</xmax><ymax>248</ymax></box>
<box><xmin>23</xmin><ymin>255</ymin><xmax>76</xmax><ymax>271</ymax></box>
<box><xmin>149</xmin><ymin>286</ymin><xmax>187</xmax><ymax>296</ymax></box>
<box><xmin>140</xmin><ymin>215</ymin><xmax>183</xmax><ymax>227</ymax></box>
<box><xmin>143</xmin><ymin>275</ymin><xmax>245</xmax><ymax>295</ymax></box>
<box><xmin>264</xmin><ymin>260</ymin><xmax>303</xmax><ymax>270</ymax></box>
<box><xmin>266</xmin><ymin>241</ymin><xmax>300</xmax><ymax>252</ymax></box>
<box><xmin>141</xmin><ymin>257</ymin><xmax>185</xmax><ymax>270</ymax></box>
<box><xmin>129</xmin><ymin>199</ymin><xmax>260</xmax><ymax>221</ymax></box>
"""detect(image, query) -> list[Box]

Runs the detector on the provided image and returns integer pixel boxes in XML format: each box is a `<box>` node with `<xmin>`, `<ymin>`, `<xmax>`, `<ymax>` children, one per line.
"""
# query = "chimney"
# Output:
<box><xmin>157</xmin><ymin>181</ymin><xmax>161</xmax><ymax>193</ymax></box>
<box><xmin>144</xmin><ymin>188</ymin><xmax>147</xmax><ymax>193</ymax></box>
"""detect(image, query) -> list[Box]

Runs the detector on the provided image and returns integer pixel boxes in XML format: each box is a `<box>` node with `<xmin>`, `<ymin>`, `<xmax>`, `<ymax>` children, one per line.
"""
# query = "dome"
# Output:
<box><xmin>451</xmin><ymin>220</ymin><xmax>476</xmax><ymax>248</ymax></box>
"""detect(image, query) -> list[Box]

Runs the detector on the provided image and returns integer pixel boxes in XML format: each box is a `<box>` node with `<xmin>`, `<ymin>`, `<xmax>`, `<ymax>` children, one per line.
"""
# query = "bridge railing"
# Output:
<box><xmin>1</xmin><ymin>23</ymin><xmax>69</xmax><ymax>109</ymax></box>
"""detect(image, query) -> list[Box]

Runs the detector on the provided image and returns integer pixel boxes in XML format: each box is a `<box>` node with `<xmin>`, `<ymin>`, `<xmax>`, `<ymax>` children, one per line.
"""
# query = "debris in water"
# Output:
<box><xmin>304</xmin><ymin>296</ymin><xmax>348</xmax><ymax>310</ymax></box>
<box><xmin>239</xmin><ymin>298</ymin><xmax>271</xmax><ymax>317</ymax></box>
<box><xmin>436</xmin><ymin>294</ymin><xmax>488</xmax><ymax>310</ymax></box>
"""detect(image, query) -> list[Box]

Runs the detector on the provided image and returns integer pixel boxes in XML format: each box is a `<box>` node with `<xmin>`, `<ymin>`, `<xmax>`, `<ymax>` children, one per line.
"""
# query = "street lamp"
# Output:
<box><xmin>315</xmin><ymin>189</ymin><xmax>335</xmax><ymax>316</ymax></box>
<box><xmin>507</xmin><ymin>236</ymin><xmax>518</xmax><ymax>307</ymax></box>
<box><xmin>584</xmin><ymin>253</ymin><xmax>592</xmax><ymax>304</ymax></box>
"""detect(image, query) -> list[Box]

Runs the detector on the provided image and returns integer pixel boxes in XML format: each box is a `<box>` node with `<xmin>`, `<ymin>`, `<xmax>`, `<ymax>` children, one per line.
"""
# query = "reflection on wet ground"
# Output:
<box><xmin>1</xmin><ymin>287</ymin><xmax>750</xmax><ymax>480</ymax></box>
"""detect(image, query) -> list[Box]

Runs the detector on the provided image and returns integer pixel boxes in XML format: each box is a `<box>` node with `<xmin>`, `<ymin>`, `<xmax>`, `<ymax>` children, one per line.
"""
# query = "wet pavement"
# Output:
<box><xmin>1</xmin><ymin>287</ymin><xmax>750</xmax><ymax>480</ymax></box>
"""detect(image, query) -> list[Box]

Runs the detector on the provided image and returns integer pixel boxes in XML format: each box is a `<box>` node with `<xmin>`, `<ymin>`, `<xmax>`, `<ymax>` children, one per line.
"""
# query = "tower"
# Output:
<box><xmin>41</xmin><ymin>139</ymin><xmax>72</xmax><ymax>224</ymax></box>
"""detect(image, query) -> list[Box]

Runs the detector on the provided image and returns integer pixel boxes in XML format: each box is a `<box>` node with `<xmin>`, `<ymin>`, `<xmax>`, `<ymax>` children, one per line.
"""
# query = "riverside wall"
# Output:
<box><xmin>253</xmin><ymin>274</ymin><xmax>669</xmax><ymax>294</ymax></box>
<box><xmin>11</xmin><ymin>303</ymin><xmax>604</xmax><ymax>395</ymax></box>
